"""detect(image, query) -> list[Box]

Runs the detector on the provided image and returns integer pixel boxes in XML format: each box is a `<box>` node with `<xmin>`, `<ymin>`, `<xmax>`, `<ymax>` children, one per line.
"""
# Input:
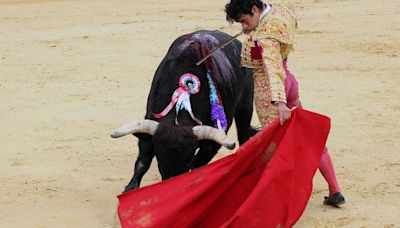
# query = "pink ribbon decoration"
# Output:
<box><xmin>153</xmin><ymin>73</ymin><xmax>202</xmax><ymax>125</ymax></box>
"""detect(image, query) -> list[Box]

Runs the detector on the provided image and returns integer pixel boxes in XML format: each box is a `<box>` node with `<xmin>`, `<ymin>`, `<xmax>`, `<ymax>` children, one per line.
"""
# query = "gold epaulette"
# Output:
<box><xmin>241</xmin><ymin>1</ymin><xmax>297</xmax><ymax>68</ymax></box>
<box><xmin>265</xmin><ymin>0</ymin><xmax>297</xmax><ymax>21</ymax></box>
<box><xmin>255</xmin><ymin>4</ymin><xmax>297</xmax><ymax>44</ymax></box>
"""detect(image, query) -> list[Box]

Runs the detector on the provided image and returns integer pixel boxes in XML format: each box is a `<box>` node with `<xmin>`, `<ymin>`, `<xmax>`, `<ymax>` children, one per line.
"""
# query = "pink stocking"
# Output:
<box><xmin>319</xmin><ymin>147</ymin><xmax>341</xmax><ymax>196</ymax></box>
<box><xmin>283</xmin><ymin>61</ymin><xmax>341</xmax><ymax>196</ymax></box>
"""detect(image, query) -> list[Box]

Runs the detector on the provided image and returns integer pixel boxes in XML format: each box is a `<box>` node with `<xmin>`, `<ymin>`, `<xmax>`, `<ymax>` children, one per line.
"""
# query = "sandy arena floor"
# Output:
<box><xmin>1</xmin><ymin>0</ymin><xmax>399</xmax><ymax>227</ymax></box>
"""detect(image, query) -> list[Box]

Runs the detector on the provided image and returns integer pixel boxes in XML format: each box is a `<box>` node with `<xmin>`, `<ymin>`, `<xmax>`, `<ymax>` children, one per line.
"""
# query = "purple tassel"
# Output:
<box><xmin>210</xmin><ymin>101</ymin><xmax>227</xmax><ymax>130</ymax></box>
<box><xmin>207</xmin><ymin>72</ymin><xmax>227</xmax><ymax>130</ymax></box>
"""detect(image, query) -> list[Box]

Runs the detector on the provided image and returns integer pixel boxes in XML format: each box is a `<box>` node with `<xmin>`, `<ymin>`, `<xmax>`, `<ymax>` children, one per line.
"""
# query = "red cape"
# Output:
<box><xmin>118</xmin><ymin>109</ymin><xmax>330</xmax><ymax>228</ymax></box>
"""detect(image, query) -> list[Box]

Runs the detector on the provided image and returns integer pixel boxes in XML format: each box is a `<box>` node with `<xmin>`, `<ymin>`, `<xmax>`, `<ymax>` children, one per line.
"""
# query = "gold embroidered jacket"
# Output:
<box><xmin>241</xmin><ymin>0</ymin><xmax>297</xmax><ymax>103</ymax></box>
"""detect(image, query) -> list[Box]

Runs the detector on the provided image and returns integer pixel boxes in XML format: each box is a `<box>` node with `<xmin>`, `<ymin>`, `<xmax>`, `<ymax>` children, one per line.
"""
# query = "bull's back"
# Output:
<box><xmin>145</xmin><ymin>30</ymin><xmax>253</xmax><ymax>124</ymax></box>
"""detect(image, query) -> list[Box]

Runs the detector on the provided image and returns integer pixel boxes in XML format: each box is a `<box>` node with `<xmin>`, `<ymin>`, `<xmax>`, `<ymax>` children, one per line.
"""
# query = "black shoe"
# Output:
<box><xmin>323</xmin><ymin>192</ymin><xmax>345</xmax><ymax>207</ymax></box>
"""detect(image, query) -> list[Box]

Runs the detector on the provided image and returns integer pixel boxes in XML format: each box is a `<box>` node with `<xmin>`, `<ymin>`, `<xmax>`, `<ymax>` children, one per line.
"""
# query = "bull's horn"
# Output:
<box><xmin>111</xmin><ymin>120</ymin><xmax>159</xmax><ymax>138</ymax></box>
<box><xmin>192</xmin><ymin>126</ymin><xmax>236</xmax><ymax>150</ymax></box>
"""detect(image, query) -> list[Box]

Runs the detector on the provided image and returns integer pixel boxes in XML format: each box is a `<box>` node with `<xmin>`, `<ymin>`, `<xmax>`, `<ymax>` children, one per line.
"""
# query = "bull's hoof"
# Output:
<box><xmin>123</xmin><ymin>183</ymin><xmax>139</xmax><ymax>193</ymax></box>
<box><xmin>249</xmin><ymin>126</ymin><xmax>261</xmax><ymax>137</ymax></box>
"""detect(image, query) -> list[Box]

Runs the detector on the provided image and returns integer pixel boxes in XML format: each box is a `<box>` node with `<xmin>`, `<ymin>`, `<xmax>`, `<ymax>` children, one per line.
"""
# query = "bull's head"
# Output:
<box><xmin>111</xmin><ymin>120</ymin><xmax>235</xmax><ymax>179</ymax></box>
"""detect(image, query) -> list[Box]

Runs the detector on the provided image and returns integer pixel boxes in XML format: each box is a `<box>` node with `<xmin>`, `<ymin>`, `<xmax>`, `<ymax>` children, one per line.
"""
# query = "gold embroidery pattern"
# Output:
<box><xmin>253</xmin><ymin>68</ymin><xmax>278</xmax><ymax>127</ymax></box>
<box><xmin>241</xmin><ymin>2</ymin><xmax>297</xmax><ymax>68</ymax></box>
<box><xmin>241</xmin><ymin>1</ymin><xmax>297</xmax><ymax>125</ymax></box>
<box><xmin>258</xmin><ymin>39</ymin><xmax>287</xmax><ymax>103</ymax></box>
<box><xmin>256</xmin><ymin>3</ymin><xmax>296</xmax><ymax>44</ymax></box>
<box><xmin>263</xmin><ymin>0</ymin><xmax>297</xmax><ymax>21</ymax></box>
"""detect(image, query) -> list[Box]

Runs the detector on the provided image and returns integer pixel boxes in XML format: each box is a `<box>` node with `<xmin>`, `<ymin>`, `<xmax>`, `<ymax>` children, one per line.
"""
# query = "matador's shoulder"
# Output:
<box><xmin>254</xmin><ymin>1</ymin><xmax>297</xmax><ymax>44</ymax></box>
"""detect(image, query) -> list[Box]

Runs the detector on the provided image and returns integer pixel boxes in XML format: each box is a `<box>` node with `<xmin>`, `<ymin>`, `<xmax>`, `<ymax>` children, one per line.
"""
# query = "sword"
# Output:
<box><xmin>196</xmin><ymin>30</ymin><xmax>244</xmax><ymax>66</ymax></box>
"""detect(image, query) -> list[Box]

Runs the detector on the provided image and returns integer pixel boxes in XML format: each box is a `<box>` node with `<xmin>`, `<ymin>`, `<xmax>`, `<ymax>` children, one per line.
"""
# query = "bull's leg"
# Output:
<box><xmin>235</xmin><ymin>107</ymin><xmax>254</xmax><ymax>145</ymax></box>
<box><xmin>124</xmin><ymin>134</ymin><xmax>154</xmax><ymax>192</ymax></box>
<box><xmin>190</xmin><ymin>141</ymin><xmax>221</xmax><ymax>169</ymax></box>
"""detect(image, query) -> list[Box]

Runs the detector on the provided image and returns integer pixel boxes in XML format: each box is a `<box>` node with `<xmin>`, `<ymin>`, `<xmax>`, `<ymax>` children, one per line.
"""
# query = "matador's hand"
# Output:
<box><xmin>275</xmin><ymin>102</ymin><xmax>291</xmax><ymax>125</ymax></box>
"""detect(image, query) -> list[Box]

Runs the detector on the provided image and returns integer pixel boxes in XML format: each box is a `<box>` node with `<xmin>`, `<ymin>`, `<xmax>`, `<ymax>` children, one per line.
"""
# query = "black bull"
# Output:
<box><xmin>112</xmin><ymin>30</ymin><xmax>256</xmax><ymax>192</ymax></box>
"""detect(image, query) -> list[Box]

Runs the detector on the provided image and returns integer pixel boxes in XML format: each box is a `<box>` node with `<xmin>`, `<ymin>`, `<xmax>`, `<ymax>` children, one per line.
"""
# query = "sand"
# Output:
<box><xmin>1</xmin><ymin>0</ymin><xmax>399</xmax><ymax>227</ymax></box>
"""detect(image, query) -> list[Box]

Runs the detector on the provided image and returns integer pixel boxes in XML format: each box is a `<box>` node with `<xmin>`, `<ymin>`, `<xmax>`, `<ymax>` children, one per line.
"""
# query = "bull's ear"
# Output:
<box><xmin>192</xmin><ymin>126</ymin><xmax>235</xmax><ymax>150</ymax></box>
<box><xmin>111</xmin><ymin>120</ymin><xmax>159</xmax><ymax>138</ymax></box>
